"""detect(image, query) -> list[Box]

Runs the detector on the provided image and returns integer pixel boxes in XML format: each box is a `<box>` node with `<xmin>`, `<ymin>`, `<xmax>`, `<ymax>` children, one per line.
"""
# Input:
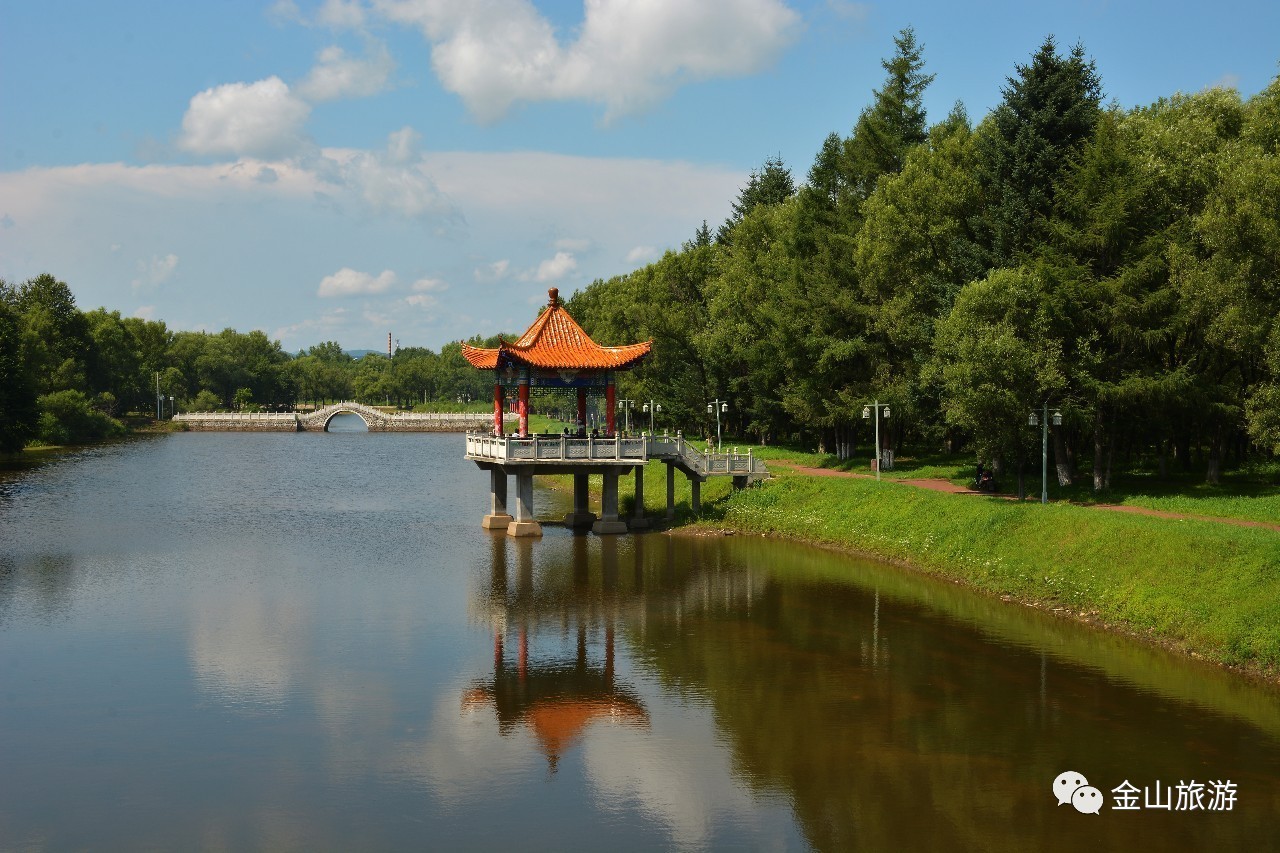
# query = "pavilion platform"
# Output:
<box><xmin>465</xmin><ymin>431</ymin><xmax>768</xmax><ymax>537</ymax></box>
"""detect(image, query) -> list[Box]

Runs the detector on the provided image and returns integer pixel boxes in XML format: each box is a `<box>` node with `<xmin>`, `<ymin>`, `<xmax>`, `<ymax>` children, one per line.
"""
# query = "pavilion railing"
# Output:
<box><xmin>465</xmin><ymin>431</ymin><xmax>769</xmax><ymax>478</ymax></box>
<box><xmin>465</xmin><ymin>432</ymin><xmax>648</xmax><ymax>463</ymax></box>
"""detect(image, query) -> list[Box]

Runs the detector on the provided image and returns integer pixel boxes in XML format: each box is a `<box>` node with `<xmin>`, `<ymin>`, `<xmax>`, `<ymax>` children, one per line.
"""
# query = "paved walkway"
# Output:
<box><xmin>768</xmin><ymin>460</ymin><xmax>1280</xmax><ymax>533</ymax></box>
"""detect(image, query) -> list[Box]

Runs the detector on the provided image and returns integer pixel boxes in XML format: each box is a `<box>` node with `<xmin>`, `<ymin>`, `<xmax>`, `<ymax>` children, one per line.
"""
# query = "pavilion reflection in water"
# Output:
<box><xmin>463</xmin><ymin>535</ymin><xmax>645</xmax><ymax>772</ymax></box>
<box><xmin>462</xmin><ymin>534</ymin><xmax>765</xmax><ymax>772</ymax></box>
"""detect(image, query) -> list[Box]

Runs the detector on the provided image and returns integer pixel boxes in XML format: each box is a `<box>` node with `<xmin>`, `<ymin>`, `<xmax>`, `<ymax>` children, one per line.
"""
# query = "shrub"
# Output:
<box><xmin>36</xmin><ymin>389</ymin><xmax>126</xmax><ymax>445</ymax></box>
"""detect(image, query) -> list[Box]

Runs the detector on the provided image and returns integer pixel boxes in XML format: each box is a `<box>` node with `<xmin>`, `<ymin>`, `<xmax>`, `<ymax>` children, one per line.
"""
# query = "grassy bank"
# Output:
<box><xmin>686</xmin><ymin>468</ymin><xmax>1280</xmax><ymax>673</ymax></box>
<box><xmin>744</xmin><ymin>445</ymin><xmax>1280</xmax><ymax>525</ymax></box>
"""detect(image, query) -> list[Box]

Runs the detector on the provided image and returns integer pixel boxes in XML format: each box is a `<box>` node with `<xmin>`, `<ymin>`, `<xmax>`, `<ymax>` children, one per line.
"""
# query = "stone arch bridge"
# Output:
<box><xmin>298</xmin><ymin>402</ymin><xmax>397</xmax><ymax>431</ymax></box>
<box><xmin>175</xmin><ymin>403</ymin><xmax>504</xmax><ymax>432</ymax></box>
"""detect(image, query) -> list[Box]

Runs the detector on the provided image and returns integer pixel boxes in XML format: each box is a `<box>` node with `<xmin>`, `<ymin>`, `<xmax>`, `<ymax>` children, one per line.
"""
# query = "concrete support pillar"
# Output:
<box><xmin>593</xmin><ymin>468</ymin><xmax>628</xmax><ymax>534</ymax></box>
<box><xmin>508</xmin><ymin>469</ymin><xmax>542</xmax><ymax>537</ymax></box>
<box><xmin>564</xmin><ymin>472</ymin><xmax>597</xmax><ymax>529</ymax></box>
<box><xmin>666</xmin><ymin>463</ymin><xmax>676</xmax><ymax>520</ymax></box>
<box><xmin>629</xmin><ymin>464</ymin><xmax>649</xmax><ymax>529</ymax></box>
<box><xmin>690</xmin><ymin>477</ymin><xmax>701</xmax><ymax>514</ymax></box>
<box><xmin>482</xmin><ymin>469</ymin><xmax>513</xmax><ymax>529</ymax></box>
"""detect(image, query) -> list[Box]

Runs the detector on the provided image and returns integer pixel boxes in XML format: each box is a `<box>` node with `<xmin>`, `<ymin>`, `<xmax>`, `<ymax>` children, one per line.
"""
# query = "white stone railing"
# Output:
<box><xmin>464</xmin><ymin>430</ymin><xmax>769</xmax><ymax>478</ymax></box>
<box><xmin>174</xmin><ymin>411</ymin><xmax>298</xmax><ymax>421</ymax></box>
<box><xmin>465</xmin><ymin>432</ymin><xmax>648</xmax><ymax>463</ymax></box>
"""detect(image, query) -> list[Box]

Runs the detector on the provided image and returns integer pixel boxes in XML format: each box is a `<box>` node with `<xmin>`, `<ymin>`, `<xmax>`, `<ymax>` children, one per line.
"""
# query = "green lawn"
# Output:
<box><xmin>744</xmin><ymin>443</ymin><xmax>1280</xmax><ymax>525</ymax></box>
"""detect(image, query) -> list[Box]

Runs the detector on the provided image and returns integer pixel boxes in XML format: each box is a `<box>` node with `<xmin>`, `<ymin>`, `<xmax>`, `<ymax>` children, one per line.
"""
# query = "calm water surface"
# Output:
<box><xmin>2</xmin><ymin>425</ymin><xmax>1279</xmax><ymax>851</ymax></box>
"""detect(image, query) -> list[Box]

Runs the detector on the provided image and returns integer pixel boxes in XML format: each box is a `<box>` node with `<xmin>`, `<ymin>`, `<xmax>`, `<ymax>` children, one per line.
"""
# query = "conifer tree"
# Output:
<box><xmin>843</xmin><ymin>26</ymin><xmax>935</xmax><ymax>202</ymax></box>
<box><xmin>717</xmin><ymin>155</ymin><xmax>795</xmax><ymax>244</ymax></box>
<box><xmin>975</xmin><ymin>36</ymin><xmax>1103</xmax><ymax>267</ymax></box>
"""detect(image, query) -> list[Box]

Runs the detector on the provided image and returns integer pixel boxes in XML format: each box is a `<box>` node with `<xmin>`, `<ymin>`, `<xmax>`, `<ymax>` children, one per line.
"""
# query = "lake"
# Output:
<box><xmin>2</xmin><ymin>424</ymin><xmax>1278</xmax><ymax>851</ymax></box>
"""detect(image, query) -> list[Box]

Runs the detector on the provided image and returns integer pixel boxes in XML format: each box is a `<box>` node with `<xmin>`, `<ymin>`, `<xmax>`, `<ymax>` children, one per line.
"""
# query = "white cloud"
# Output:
<box><xmin>318</xmin><ymin>267</ymin><xmax>397</xmax><ymax>297</ymax></box>
<box><xmin>179</xmin><ymin>77</ymin><xmax>311</xmax><ymax>158</ymax></box>
<box><xmin>624</xmin><ymin>245</ymin><xmax>657</xmax><ymax>264</ymax></box>
<box><xmin>530</xmin><ymin>250</ymin><xmax>577</xmax><ymax>282</ymax></box>
<box><xmin>132</xmin><ymin>253</ymin><xmax>179</xmax><ymax>289</ymax></box>
<box><xmin>134</xmin><ymin>305</ymin><xmax>156</xmax><ymax>320</ymax></box>
<box><xmin>405</xmin><ymin>293</ymin><xmax>438</xmax><ymax>308</ymax></box>
<box><xmin>317</xmin><ymin>0</ymin><xmax>367</xmax><ymax>28</ymax></box>
<box><xmin>0</xmin><ymin>149</ymin><xmax>742</xmax><ymax>352</ymax></box>
<box><xmin>384</xmin><ymin>126</ymin><xmax>419</xmax><ymax>164</ymax></box>
<box><xmin>411</xmin><ymin>277</ymin><xmax>447</xmax><ymax>292</ymax></box>
<box><xmin>323</xmin><ymin>128</ymin><xmax>455</xmax><ymax>219</ymax></box>
<box><xmin>297</xmin><ymin>42</ymin><xmax>395</xmax><ymax>101</ymax></box>
<box><xmin>374</xmin><ymin>0</ymin><xmax>801</xmax><ymax>121</ymax></box>
<box><xmin>267</xmin><ymin>0</ymin><xmax>305</xmax><ymax>25</ymax></box>
<box><xmin>473</xmin><ymin>259</ymin><xmax>510</xmax><ymax>283</ymax></box>
<box><xmin>554</xmin><ymin>236</ymin><xmax>592</xmax><ymax>252</ymax></box>
<box><xmin>273</xmin><ymin>308</ymin><xmax>350</xmax><ymax>343</ymax></box>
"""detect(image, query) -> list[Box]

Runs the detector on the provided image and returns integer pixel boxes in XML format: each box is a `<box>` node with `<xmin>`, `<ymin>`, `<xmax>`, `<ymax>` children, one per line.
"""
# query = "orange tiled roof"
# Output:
<box><xmin>461</xmin><ymin>288</ymin><xmax>651</xmax><ymax>372</ymax></box>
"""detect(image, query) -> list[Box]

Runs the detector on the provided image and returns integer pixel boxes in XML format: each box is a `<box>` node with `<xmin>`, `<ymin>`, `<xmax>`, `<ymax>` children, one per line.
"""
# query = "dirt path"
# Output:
<box><xmin>766</xmin><ymin>460</ymin><xmax>1280</xmax><ymax>532</ymax></box>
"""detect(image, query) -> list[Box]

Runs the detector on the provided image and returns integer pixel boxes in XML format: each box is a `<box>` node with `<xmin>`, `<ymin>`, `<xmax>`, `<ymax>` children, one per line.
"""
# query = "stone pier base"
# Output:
<box><xmin>507</xmin><ymin>520</ymin><xmax>543</xmax><ymax>537</ymax></box>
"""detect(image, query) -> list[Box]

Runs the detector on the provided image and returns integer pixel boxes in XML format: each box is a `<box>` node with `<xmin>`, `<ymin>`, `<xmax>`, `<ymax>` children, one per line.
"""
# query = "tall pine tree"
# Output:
<box><xmin>975</xmin><ymin>36</ymin><xmax>1103</xmax><ymax>267</ymax></box>
<box><xmin>843</xmin><ymin>26</ymin><xmax>935</xmax><ymax>203</ymax></box>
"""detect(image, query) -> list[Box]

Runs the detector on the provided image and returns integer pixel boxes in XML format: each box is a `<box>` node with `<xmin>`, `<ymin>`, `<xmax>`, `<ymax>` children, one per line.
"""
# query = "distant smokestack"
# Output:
<box><xmin>388</xmin><ymin>332</ymin><xmax>392</xmax><ymax>358</ymax></box>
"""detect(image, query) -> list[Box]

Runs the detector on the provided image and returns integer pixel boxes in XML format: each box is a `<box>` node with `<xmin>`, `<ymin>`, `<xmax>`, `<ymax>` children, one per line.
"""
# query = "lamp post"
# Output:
<box><xmin>642</xmin><ymin>400</ymin><xmax>662</xmax><ymax>433</ymax></box>
<box><xmin>706</xmin><ymin>399</ymin><xmax>728</xmax><ymax>451</ymax></box>
<box><xmin>616</xmin><ymin>398</ymin><xmax>636</xmax><ymax>434</ymax></box>
<box><xmin>1027</xmin><ymin>403</ymin><xmax>1063</xmax><ymax>504</ymax></box>
<box><xmin>861</xmin><ymin>401</ymin><xmax>892</xmax><ymax>482</ymax></box>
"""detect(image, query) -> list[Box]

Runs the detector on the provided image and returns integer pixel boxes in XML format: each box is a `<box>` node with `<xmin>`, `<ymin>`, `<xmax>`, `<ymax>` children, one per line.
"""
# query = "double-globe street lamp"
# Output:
<box><xmin>617</xmin><ymin>398</ymin><xmax>636</xmax><ymax>434</ymax></box>
<box><xmin>707</xmin><ymin>399</ymin><xmax>729</xmax><ymax>451</ymax></box>
<box><xmin>861</xmin><ymin>401</ymin><xmax>892</xmax><ymax>482</ymax></box>
<box><xmin>642</xmin><ymin>400</ymin><xmax>662</xmax><ymax>433</ymax></box>
<box><xmin>1027</xmin><ymin>403</ymin><xmax>1063</xmax><ymax>504</ymax></box>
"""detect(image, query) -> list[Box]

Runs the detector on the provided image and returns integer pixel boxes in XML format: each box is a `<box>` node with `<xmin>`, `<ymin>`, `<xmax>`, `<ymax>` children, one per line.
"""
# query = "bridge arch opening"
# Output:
<box><xmin>324</xmin><ymin>411</ymin><xmax>370</xmax><ymax>432</ymax></box>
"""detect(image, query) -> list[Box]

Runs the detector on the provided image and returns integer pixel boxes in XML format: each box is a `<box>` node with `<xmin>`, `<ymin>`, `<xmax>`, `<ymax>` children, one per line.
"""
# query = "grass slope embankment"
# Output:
<box><xmin>692</xmin><ymin>470</ymin><xmax>1280</xmax><ymax>672</ymax></box>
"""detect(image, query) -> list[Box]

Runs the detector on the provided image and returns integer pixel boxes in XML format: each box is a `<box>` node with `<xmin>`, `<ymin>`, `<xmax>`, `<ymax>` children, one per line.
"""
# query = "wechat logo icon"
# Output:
<box><xmin>1054</xmin><ymin>771</ymin><xmax>1102</xmax><ymax>814</ymax></box>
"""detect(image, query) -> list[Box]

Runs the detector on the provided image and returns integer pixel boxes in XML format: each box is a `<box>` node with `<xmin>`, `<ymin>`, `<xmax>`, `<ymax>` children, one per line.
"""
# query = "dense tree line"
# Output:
<box><xmin>567</xmin><ymin>30</ymin><xmax>1280</xmax><ymax>494</ymax></box>
<box><xmin>0</xmin><ymin>274</ymin><xmax>499</xmax><ymax>449</ymax></box>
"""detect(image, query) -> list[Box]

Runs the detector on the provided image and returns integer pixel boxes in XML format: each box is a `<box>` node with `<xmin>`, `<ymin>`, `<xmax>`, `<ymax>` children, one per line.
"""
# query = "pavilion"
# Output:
<box><xmin>461</xmin><ymin>288</ymin><xmax>767</xmax><ymax>537</ymax></box>
<box><xmin>461</xmin><ymin>287</ymin><xmax>650</xmax><ymax>441</ymax></box>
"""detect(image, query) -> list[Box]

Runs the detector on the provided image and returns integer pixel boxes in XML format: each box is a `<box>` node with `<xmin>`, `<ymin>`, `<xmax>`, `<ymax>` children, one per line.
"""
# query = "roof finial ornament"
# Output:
<box><xmin>548</xmin><ymin>287</ymin><xmax>559</xmax><ymax>308</ymax></box>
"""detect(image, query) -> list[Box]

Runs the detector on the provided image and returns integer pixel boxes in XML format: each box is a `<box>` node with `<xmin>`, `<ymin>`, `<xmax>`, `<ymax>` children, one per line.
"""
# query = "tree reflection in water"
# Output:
<box><xmin>464</xmin><ymin>532</ymin><xmax>1280</xmax><ymax>852</ymax></box>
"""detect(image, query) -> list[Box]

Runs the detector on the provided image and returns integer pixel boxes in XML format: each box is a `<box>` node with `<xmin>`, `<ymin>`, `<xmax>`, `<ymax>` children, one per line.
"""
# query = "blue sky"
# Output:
<box><xmin>3</xmin><ymin>0</ymin><xmax>1277</xmax><ymax>353</ymax></box>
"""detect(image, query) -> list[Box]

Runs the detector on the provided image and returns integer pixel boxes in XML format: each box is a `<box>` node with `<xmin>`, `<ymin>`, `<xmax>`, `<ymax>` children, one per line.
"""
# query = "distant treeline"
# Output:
<box><xmin>565</xmin><ymin>30</ymin><xmax>1280</xmax><ymax>492</ymax></box>
<box><xmin>0</xmin><ymin>275</ymin><xmax>502</xmax><ymax>451</ymax></box>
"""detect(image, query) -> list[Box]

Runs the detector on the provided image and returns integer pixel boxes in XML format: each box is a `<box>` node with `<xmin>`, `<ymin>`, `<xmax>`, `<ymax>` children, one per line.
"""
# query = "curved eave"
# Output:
<box><xmin>461</xmin><ymin>343</ymin><xmax>501</xmax><ymax>369</ymax></box>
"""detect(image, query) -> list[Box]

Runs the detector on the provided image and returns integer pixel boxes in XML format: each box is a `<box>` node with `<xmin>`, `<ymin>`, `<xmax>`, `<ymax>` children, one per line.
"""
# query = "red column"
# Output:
<box><xmin>493</xmin><ymin>382</ymin><xmax>503</xmax><ymax>435</ymax></box>
<box><xmin>576</xmin><ymin>388</ymin><xmax>587</xmax><ymax>434</ymax></box>
<box><xmin>518</xmin><ymin>381</ymin><xmax>529</xmax><ymax>436</ymax></box>
<box><xmin>605</xmin><ymin>381</ymin><xmax>615</xmax><ymax>436</ymax></box>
